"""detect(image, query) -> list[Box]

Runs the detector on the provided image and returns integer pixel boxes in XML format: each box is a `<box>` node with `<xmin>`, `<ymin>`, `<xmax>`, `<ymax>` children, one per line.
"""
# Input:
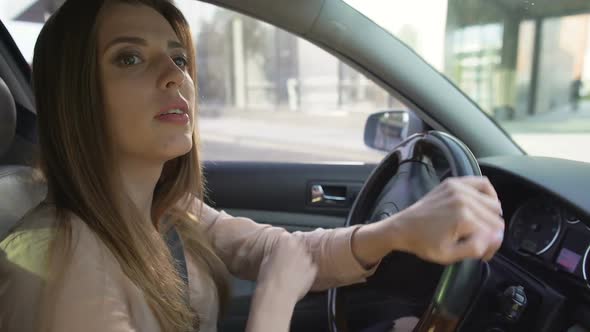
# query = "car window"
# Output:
<box><xmin>346</xmin><ymin>0</ymin><xmax>590</xmax><ymax>163</ymax></box>
<box><xmin>1</xmin><ymin>1</ymin><xmax>410</xmax><ymax>163</ymax></box>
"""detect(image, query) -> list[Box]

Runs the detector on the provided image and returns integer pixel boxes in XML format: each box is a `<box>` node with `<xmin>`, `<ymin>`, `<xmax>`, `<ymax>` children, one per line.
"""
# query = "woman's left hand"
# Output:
<box><xmin>352</xmin><ymin>176</ymin><xmax>504</xmax><ymax>269</ymax></box>
<box><xmin>361</xmin><ymin>317</ymin><xmax>419</xmax><ymax>332</ymax></box>
<box><xmin>391</xmin><ymin>317</ymin><xmax>419</xmax><ymax>331</ymax></box>
<box><xmin>390</xmin><ymin>177</ymin><xmax>504</xmax><ymax>264</ymax></box>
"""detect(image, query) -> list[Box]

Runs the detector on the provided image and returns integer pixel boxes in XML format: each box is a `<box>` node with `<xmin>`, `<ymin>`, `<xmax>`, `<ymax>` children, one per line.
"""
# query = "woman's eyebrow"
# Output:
<box><xmin>104</xmin><ymin>36</ymin><xmax>147</xmax><ymax>52</ymax></box>
<box><xmin>167</xmin><ymin>40</ymin><xmax>185</xmax><ymax>50</ymax></box>
<box><xmin>104</xmin><ymin>36</ymin><xmax>186</xmax><ymax>53</ymax></box>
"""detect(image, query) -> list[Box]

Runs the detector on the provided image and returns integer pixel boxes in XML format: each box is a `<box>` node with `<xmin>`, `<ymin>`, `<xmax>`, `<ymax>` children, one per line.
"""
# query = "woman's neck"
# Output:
<box><xmin>116</xmin><ymin>157</ymin><xmax>164</xmax><ymax>224</ymax></box>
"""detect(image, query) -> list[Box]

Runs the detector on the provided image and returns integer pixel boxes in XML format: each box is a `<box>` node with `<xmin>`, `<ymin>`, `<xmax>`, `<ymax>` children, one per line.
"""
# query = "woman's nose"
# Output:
<box><xmin>157</xmin><ymin>56</ymin><xmax>185</xmax><ymax>90</ymax></box>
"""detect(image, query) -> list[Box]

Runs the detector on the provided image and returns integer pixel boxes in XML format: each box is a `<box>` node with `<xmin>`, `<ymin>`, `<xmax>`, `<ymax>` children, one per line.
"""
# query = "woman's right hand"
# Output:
<box><xmin>256</xmin><ymin>233</ymin><xmax>318</xmax><ymax>302</ymax></box>
<box><xmin>246</xmin><ymin>234</ymin><xmax>317</xmax><ymax>332</ymax></box>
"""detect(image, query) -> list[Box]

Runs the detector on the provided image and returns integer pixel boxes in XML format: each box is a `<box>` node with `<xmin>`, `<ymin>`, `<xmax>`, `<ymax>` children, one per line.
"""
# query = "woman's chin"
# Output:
<box><xmin>157</xmin><ymin>138</ymin><xmax>193</xmax><ymax>161</ymax></box>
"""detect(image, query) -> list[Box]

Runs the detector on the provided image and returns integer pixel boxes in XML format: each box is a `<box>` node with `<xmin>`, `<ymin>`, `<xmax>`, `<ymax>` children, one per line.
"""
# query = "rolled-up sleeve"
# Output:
<box><xmin>195</xmin><ymin>201</ymin><xmax>379</xmax><ymax>291</ymax></box>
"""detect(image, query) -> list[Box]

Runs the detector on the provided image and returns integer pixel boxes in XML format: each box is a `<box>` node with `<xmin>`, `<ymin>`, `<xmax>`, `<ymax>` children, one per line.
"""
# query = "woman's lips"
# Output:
<box><xmin>155</xmin><ymin>99</ymin><xmax>190</xmax><ymax>125</ymax></box>
<box><xmin>156</xmin><ymin>112</ymin><xmax>189</xmax><ymax>124</ymax></box>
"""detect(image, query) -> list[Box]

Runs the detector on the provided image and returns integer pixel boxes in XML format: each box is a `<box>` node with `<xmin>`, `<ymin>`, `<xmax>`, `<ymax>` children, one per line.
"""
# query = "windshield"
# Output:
<box><xmin>346</xmin><ymin>0</ymin><xmax>590</xmax><ymax>163</ymax></box>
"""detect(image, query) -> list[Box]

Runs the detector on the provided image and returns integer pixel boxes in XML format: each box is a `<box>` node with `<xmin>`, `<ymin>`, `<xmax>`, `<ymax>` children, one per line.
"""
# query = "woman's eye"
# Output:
<box><xmin>117</xmin><ymin>54</ymin><xmax>143</xmax><ymax>66</ymax></box>
<box><xmin>173</xmin><ymin>56</ymin><xmax>189</xmax><ymax>69</ymax></box>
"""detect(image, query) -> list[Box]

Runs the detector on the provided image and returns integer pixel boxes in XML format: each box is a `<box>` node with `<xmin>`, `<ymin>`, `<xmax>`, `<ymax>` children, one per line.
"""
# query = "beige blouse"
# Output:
<box><xmin>0</xmin><ymin>201</ymin><xmax>377</xmax><ymax>332</ymax></box>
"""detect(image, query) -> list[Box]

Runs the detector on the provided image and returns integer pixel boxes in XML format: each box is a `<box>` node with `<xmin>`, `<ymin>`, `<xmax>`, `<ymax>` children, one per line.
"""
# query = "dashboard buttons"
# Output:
<box><xmin>499</xmin><ymin>285</ymin><xmax>527</xmax><ymax>322</ymax></box>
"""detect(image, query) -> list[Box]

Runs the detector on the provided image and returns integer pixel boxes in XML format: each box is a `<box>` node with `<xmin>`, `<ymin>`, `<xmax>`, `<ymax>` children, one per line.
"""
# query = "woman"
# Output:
<box><xmin>0</xmin><ymin>0</ymin><xmax>504</xmax><ymax>331</ymax></box>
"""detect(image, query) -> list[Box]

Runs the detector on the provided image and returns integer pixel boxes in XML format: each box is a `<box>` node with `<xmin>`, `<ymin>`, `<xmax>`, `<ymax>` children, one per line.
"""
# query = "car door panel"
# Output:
<box><xmin>204</xmin><ymin>162</ymin><xmax>375</xmax><ymax>216</ymax></box>
<box><xmin>204</xmin><ymin>161</ymin><xmax>377</xmax><ymax>331</ymax></box>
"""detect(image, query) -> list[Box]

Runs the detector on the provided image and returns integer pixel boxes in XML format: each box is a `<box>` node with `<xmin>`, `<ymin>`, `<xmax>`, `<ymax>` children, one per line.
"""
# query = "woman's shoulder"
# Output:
<box><xmin>0</xmin><ymin>205</ymin><xmax>134</xmax><ymax>332</ymax></box>
<box><xmin>1</xmin><ymin>203</ymin><xmax>59</xmax><ymax>277</ymax></box>
<box><xmin>0</xmin><ymin>203</ymin><xmax>109</xmax><ymax>278</ymax></box>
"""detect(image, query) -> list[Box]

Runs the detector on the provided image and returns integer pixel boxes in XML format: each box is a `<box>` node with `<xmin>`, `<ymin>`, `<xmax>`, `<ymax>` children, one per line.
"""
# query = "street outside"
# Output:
<box><xmin>199</xmin><ymin>101</ymin><xmax>590</xmax><ymax>164</ymax></box>
<box><xmin>199</xmin><ymin>109</ymin><xmax>385</xmax><ymax>163</ymax></box>
<box><xmin>501</xmin><ymin>100</ymin><xmax>590</xmax><ymax>163</ymax></box>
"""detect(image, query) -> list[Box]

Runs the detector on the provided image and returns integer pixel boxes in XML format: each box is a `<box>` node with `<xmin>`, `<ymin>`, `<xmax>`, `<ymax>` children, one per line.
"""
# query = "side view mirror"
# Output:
<box><xmin>363</xmin><ymin>110</ymin><xmax>425</xmax><ymax>152</ymax></box>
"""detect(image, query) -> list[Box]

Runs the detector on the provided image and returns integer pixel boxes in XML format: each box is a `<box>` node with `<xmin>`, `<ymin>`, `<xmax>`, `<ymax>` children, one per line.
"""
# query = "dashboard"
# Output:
<box><xmin>507</xmin><ymin>196</ymin><xmax>590</xmax><ymax>288</ymax></box>
<box><xmin>471</xmin><ymin>155</ymin><xmax>590</xmax><ymax>332</ymax></box>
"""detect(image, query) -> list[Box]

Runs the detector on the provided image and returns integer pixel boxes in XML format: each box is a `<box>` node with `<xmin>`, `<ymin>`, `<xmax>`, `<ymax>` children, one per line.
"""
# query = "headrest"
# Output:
<box><xmin>0</xmin><ymin>77</ymin><xmax>16</xmax><ymax>156</ymax></box>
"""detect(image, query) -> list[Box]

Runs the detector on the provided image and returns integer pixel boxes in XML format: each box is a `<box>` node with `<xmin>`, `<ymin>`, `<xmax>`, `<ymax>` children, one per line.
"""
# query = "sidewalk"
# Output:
<box><xmin>499</xmin><ymin>101</ymin><xmax>590</xmax><ymax>133</ymax></box>
<box><xmin>498</xmin><ymin>101</ymin><xmax>590</xmax><ymax>163</ymax></box>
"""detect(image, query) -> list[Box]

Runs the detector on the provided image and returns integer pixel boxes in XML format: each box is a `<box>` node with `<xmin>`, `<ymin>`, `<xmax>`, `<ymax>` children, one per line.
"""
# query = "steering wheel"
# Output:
<box><xmin>328</xmin><ymin>131</ymin><xmax>487</xmax><ymax>332</ymax></box>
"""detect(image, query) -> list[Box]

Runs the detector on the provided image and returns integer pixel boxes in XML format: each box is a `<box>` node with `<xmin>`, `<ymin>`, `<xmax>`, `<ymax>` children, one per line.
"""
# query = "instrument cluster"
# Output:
<box><xmin>508</xmin><ymin>196</ymin><xmax>590</xmax><ymax>287</ymax></box>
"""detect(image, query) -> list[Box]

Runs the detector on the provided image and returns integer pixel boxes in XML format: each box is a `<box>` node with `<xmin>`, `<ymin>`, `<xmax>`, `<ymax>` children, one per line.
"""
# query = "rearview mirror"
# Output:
<box><xmin>364</xmin><ymin>110</ymin><xmax>424</xmax><ymax>152</ymax></box>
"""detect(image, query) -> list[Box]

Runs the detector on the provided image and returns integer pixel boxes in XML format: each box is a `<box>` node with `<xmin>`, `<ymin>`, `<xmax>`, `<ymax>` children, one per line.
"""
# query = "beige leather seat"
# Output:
<box><xmin>0</xmin><ymin>77</ymin><xmax>46</xmax><ymax>239</ymax></box>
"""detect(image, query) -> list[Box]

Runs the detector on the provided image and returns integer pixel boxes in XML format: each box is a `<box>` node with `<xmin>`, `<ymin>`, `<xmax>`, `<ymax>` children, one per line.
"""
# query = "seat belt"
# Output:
<box><xmin>163</xmin><ymin>224</ymin><xmax>190</xmax><ymax>304</ymax></box>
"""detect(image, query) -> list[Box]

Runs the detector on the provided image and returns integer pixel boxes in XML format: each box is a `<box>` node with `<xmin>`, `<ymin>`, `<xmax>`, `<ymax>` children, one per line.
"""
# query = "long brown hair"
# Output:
<box><xmin>32</xmin><ymin>0</ymin><xmax>230</xmax><ymax>330</ymax></box>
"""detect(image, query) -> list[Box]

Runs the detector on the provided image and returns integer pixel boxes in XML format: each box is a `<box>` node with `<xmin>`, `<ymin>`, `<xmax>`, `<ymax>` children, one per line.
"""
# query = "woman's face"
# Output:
<box><xmin>97</xmin><ymin>2</ymin><xmax>195</xmax><ymax>166</ymax></box>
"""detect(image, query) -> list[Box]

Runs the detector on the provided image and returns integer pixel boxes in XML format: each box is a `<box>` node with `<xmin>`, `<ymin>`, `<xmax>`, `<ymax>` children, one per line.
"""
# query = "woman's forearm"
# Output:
<box><xmin>245</xmin><ymin>283</ymin><xmax>297</xmax><ymax>332</ymax></box>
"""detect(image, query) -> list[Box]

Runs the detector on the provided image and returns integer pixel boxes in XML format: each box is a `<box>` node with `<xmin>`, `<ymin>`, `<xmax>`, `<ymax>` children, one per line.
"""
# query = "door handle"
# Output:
<box><xmin>310</xmin><ymin>184</ymin><xmax>347</xmax><ymax>204</ymax></box>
